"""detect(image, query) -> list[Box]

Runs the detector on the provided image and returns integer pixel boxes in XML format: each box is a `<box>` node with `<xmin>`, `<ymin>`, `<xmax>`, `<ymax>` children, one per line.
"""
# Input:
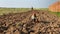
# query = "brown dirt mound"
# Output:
<box><xmin>0</xmin><ymin>10</ymin><xmax>60</xmax><ymax>34</ymax></box>
<box><xmin>49</xmin><ymin>1</ymin><xmax>60</xmax><ymax>12</ymax></box>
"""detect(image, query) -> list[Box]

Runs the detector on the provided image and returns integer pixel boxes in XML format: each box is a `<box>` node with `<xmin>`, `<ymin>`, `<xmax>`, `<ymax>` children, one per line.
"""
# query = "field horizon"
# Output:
<box><xmin>0</xmin><ymin>8</ymin><xmax>60</xmax><ymax>17</ymax></box>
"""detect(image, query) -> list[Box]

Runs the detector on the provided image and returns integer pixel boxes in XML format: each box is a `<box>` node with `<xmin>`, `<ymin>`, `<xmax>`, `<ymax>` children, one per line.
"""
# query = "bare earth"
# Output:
<box><xmin>0</xmin><ymin>10</ymin><xmax>60</xmax><ymax>34</ymax></box>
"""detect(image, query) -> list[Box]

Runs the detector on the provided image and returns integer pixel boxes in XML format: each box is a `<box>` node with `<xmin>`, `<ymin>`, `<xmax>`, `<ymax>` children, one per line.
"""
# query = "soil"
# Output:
<box><xmin>0</xmin><ymin>10</ymin><xmax>60</xmax><ymax>34</ymax></box>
